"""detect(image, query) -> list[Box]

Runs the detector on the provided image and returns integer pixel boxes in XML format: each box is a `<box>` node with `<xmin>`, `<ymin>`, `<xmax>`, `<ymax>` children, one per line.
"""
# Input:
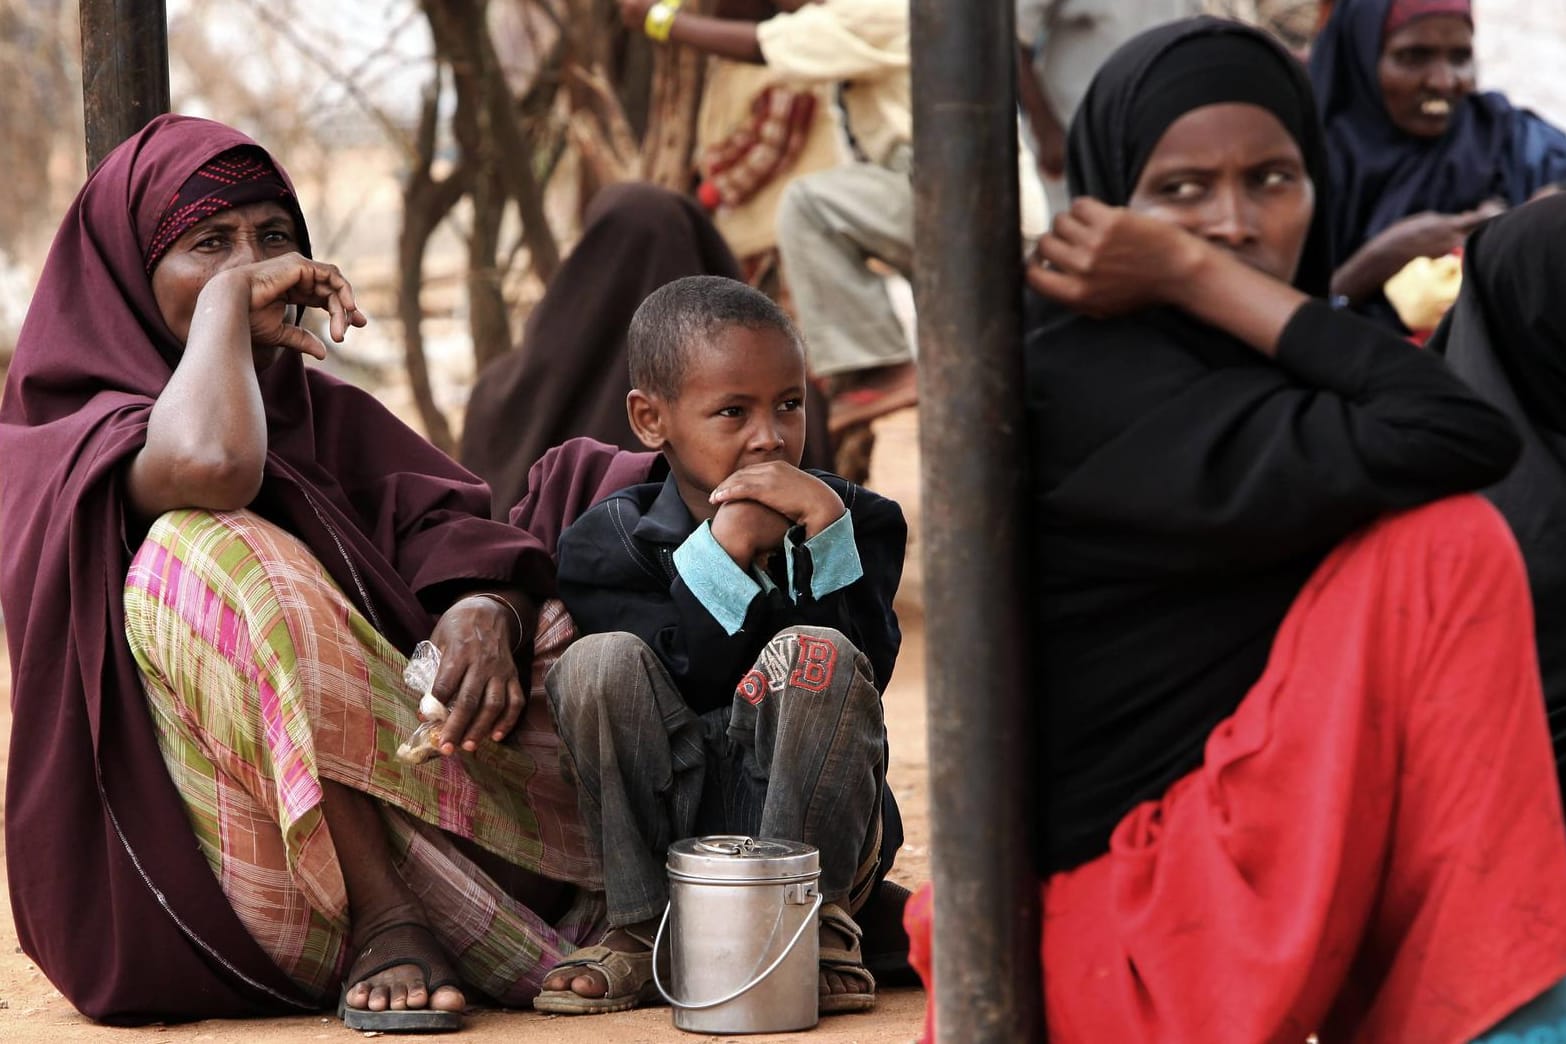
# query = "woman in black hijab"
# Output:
<box><xmin>1432</xmin><ymin>193</ymin><xmax>1566</xmax><ymax>804</ymax></box>
<box><xmin>905</xmin><ymin>17</ymin><xmax>1566</xmax><ymax>1042</ymax></box>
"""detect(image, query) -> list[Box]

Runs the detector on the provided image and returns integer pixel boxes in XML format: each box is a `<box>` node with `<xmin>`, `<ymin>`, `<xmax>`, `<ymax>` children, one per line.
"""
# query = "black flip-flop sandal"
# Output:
<box><xmin>338</xmin><ymin>921</ymin><xmax>463</xmax><ymax>1033</ymax></box>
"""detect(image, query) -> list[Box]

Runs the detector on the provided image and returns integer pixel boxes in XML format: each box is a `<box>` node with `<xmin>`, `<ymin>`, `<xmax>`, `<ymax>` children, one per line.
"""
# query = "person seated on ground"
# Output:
<box><xmin>0</xmin><ymin>114</ymin><xmax>606</xmax><ymax>1033</ymax></box>
<box><xmin>901</xmin><ymin>17</ymin><xmax>1566</xmax><ymax>1041</ymax></box>
<box><xmin>459</xmin><ymin>181</ymin><xmax>833</xmax><ymax>518</ymax></box>
<box><xmin>532</xmin><ymin>275</ymin><xmax>905</xmax><ymax>1016</ymax></box>
<box><xmin>1431</xmin><ymin>192</ymin><xmax>1566</xmax><ymax>813</ymax></box>
<box><xmin>1308</xmin><ymin>0</ymin><xmax>1566</xmax><ymax>331</ymax></box>
<box><xmin>616</xmin><ymin>0</ymin><xmax>1046</xmax><ymax>436</ymax></box>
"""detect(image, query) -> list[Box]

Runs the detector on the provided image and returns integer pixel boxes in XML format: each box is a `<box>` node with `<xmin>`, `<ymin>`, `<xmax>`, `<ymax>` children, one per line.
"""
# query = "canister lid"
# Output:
<box><xmin>667</xmin><ymin>835</ymin><xmax>820</xmax><ymax>882</ymax></box>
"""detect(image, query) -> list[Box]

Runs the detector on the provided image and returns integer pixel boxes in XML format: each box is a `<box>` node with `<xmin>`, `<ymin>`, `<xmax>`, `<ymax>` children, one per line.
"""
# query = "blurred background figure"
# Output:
<box><xmin>618</xmin><ymin>0</ymin><xmax>1047</xmax><ymax>445</ymax></box>
<box><xmin>1016</xmin><ymin>0</ymin><xmax>1205</xmax><ymax>217</ymax></box>
<box><xmin>693</xmin><ymin>3</ymin><xmax>844</xmax><ymax>288</ymax></box>
<box><xmin>1308</xmin><ymin>0</ymin><xmax>1566</xmax><ymax>334</ymax></box>
<box><xmin>1432</xmin><ymin>193</ymin><xmax>1566</xmax><ymax>803</ymax></box>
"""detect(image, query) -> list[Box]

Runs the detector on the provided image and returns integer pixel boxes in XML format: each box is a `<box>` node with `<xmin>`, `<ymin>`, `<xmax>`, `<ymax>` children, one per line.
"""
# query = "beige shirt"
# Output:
<box><xmin>697</xmin><ymin>60</ymin><xmax>847</xmax><ymax>259</ymax></box>
<box><xmin>757</xmin><ymin>0</ymin><xmax>1048</xmax><ymax>237</ymax></box>
<box><xmin>756</xmin><ymin>0</ymin><xmax>910</xmax><ymax>167</ymax></box>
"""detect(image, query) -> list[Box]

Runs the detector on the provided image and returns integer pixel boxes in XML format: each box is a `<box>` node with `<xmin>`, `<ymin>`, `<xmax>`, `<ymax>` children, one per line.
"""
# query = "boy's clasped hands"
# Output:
<box><xmin>709</xmin><ymin>461</ymin><xmax>845</xmax><ymax>570</ymax></box>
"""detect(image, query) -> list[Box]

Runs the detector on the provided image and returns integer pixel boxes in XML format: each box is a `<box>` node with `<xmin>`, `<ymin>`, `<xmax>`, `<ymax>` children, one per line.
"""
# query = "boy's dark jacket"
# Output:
<box><xmin>557</xmin><ymin>470</ymin><xmax>906</xmax><ymax>715</ymax></box>
<box><xmin>555</xmin><ymin>461</ymin><xmax>907</xmax><ymax>872</ymax></box>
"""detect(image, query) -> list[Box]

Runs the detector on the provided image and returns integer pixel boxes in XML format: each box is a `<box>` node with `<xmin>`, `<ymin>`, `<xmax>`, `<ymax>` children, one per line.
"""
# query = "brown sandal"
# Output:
<box><xmin>532</xmin><ymin>927</ymin><xmax>662</xmax><ymax>1016</ymax></box>
<box><xmin>818</xmin><ymin>902</ymin><xmax>877</xmax><ymax>1014</ymax></box>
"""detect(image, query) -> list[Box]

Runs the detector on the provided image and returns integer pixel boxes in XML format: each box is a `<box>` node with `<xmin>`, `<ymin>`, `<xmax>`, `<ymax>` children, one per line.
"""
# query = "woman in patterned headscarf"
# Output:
<box><xmin>0</xmin><ymin>115</ymin><xmax>605</xmax><ymax>1031</ymax></box>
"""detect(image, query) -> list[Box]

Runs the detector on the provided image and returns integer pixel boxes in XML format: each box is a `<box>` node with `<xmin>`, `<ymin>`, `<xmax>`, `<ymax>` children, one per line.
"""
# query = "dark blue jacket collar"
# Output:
<box><xmin>631</xmin><ymin>473</ymin><xmax>699</xmax><ymax>545</ymax></box>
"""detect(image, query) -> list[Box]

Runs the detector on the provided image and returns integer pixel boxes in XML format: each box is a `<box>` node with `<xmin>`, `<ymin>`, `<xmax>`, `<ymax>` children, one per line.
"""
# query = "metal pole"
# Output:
<box><xmin>79</xmin><ymin>0</ymin><xmax>170</xmax><ymax>169</ymax></box>
<box><xmin>909</xmin><ymin>0</ymin><xmax>1044</xmax><ymax>1040</ymax></box>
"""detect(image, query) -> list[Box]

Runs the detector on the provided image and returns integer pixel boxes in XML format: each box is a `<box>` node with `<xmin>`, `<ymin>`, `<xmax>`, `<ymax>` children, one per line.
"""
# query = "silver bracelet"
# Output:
<box><xmin>462</xmin><ymin>592</ymin><xmax>524</xmax><ymax>653</ymax></box>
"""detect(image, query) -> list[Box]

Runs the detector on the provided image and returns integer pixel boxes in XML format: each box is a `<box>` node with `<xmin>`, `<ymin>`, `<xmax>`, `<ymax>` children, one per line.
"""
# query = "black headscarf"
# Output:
<box><xmin>1308</xmin><ymin>0</ymin><xmax>1566</xmax><ymax>267</ymax></box>
<box><xmin>1065</xmin><ymin>15</ymin><xmax>1332</xmax><ymax>296</ymax></box>
<box><xmin>1032</xmin><ymin>18</ymin><xmax>1361</xmax><ymax>870</ymax></box>
<box><xmin>1430</xmin><ymin>194</ymin><xmax>1566</xmax><ymax>782</ymax></box>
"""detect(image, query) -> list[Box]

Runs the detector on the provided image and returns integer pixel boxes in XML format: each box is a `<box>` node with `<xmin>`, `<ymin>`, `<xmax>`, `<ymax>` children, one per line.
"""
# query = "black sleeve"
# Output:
<box><xmin>804</xmin><ymin>480</ymin><xmax>905</xmax><ymax>693</ymax></box>
<box><xmin>753</xmin><ymin>481</ymin><xmax>908</xmax><ymax>693</ymax></box>
<box><xmin>1033</xmin><ymin>299</ymin><xmax>1522</xmax><ymax>576</ymax></box>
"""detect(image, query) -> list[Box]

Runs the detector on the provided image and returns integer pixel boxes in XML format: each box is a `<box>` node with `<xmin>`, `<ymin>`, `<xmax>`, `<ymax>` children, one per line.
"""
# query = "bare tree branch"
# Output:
<box><xmin>398</xmin><ymin>83</ymin><xmax>466</xmax><ymax>452</ymax></box>
<box><xmin>235</xmin><ymin>0</ymin><xmax>417</xmax><ymax>160</ymax></box>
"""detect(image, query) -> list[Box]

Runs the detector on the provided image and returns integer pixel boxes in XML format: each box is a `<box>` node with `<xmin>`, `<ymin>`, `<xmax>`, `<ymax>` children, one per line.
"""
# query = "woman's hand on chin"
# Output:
<box><xmin>202</xmin><ymin>253</ymin><xmax>368</xmax><ymax>361</ymax></box>
<box><xmin>1026</xmin><ymin>198</ymin><xmax>1200</xmax><ymax>317</ymax></box>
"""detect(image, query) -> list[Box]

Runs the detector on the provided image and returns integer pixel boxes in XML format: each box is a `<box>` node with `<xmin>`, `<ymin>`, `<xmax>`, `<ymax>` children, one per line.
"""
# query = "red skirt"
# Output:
<box><xmin>908</xmin><ymin>497</ymin><xmax>1566</xmax><ymax>1043</ymax></box>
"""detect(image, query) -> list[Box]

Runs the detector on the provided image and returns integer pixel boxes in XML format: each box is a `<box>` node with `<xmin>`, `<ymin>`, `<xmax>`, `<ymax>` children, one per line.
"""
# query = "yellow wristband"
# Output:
<box><xmin>644</xmin><ymin>0</ymin><xmax>683</xmax><ymax>43</ymax></box>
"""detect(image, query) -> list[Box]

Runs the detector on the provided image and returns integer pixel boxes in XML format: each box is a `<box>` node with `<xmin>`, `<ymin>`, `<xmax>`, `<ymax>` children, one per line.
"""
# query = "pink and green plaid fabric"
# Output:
<box><xmin>123</xmin><ymin>509</ymin><xmax>604</xmax><ymax>1003</ymax></box>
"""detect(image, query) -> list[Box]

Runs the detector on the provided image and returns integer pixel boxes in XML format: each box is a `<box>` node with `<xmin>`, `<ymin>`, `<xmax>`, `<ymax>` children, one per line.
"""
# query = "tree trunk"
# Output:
<box><xmin>398</xmin><ymin>87</ymin><xmax>465</xmax><ymax>454</ymax></box>
<box><xmin>424</xmin><ymin>0</ymin><xmax>563</xmax><ymax>374</ymax></box>
<box><xmin>439</xmin><ymin>13</ymin><xmax>513</xmax><ymax>375</ymax></box>
<box><xmin>426</xmin><ymin>0</ymin><xmax>562</xmax><ymax>279</ymax></box>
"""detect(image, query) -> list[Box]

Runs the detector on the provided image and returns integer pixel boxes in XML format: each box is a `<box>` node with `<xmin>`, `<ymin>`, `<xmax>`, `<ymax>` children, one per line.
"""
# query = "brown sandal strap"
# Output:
<box><xmin>542</xmin><ymin>944</ymin><xmax>654</xmax><ymax>999</ymax></box>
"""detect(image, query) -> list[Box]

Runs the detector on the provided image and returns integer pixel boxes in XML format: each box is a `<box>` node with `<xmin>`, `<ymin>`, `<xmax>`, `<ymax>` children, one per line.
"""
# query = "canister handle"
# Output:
<box><xmin>651</xmin><ymin>890</ymin><xmax>822</xmax><ymax>1011</ymax></box>
<box><xmin>693</xmin><ymin>835</ymin><xmax>758</xmax><ymax>857</ymax></box>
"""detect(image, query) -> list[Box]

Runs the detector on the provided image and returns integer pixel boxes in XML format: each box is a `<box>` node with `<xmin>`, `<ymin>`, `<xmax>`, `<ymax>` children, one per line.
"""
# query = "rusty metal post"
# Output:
<box><xmin>79</xmin><ymin>0</ymin><xmax>169</xmax><ymax>169</ymax></box>
<box><xmin>909</xmin><ymin>0</ymin><xmax>1044</xmax><ymax>1040</ymax></box>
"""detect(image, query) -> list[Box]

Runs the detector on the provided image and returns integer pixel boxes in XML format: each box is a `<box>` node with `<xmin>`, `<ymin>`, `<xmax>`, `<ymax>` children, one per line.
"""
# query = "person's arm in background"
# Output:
<box><xmin>1330</xmin><ymin>203</ymin><xmax>1501</xmax><ymax>304</ymax></box>
<box><xmin>1015</xmin><ymin>0</ymin><xmax>1066</xmax><ymax>180</ymax></box>
<box><xmin>1016</xmin><ymin>39</ymin><xmax>1066</xmax><ymax>181</ymax></box>
<box><xmin>617</xmin><ymin>0</ymin><xmax>807</xmax><ymax>63</ymax></box>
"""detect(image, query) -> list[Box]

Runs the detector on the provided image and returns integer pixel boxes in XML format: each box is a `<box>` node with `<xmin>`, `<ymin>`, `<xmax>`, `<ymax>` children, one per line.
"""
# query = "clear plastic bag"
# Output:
<box><xmin>395</xmin><ymin>640</ymin><xmax>448</xmax><ymax>764</ymax></box>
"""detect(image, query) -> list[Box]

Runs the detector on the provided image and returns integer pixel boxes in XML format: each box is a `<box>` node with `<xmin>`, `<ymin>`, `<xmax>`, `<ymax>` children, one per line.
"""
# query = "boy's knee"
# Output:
<box><xmin>762</xmin><ymin>627</ymin><xmax>876</xmax><ymax>706</ymax></box>
<box><xmin>547</xmin><ymin>631</ymin><xmax>656</xmax><ymax>722</ymax></box>
<box><xmin>779</xmin><ymin>624</ymin><xmax>850</xmax><ymax>649</ymax></box>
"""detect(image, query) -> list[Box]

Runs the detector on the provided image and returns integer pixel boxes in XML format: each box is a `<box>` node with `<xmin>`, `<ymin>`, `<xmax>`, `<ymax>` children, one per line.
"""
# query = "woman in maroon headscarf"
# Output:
<box><xmin>0</xmin><ymin>115</ymin><xmax>604</xmax><ymax>1031</ymax></box>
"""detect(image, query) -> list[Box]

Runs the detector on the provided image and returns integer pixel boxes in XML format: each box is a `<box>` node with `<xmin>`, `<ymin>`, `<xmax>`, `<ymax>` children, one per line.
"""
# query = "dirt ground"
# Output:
<box><xmin>0</xmin><ymin>412</ymin><xmax>930</xmax><ymax>1043</ymax></box>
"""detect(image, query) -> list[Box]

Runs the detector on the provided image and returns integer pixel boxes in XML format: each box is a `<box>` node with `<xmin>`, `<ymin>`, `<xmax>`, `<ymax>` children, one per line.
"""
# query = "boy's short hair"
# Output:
<box><xmin>629</xmin><ymin>275</ymin><xmax>802</xmax><ymax>399</ymax></box>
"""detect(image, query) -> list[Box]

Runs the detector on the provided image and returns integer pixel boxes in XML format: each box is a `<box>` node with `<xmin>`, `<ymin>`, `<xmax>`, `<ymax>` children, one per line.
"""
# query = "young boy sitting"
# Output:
<box><xmin>532</xmin><ymin>275</ymin><xmax>906</xmax><ymax>1016</ymax></box>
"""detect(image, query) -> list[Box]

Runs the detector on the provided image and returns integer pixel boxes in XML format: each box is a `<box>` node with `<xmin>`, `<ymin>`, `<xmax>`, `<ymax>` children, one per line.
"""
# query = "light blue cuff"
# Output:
<box><xmin>672</xmin><ymin>521</ymin><xmax>762</xmax><ymax>636</ymax></box>
<box><xmin>786</xmin><ymin>510</ymin><xmax>863</xmax><ymax>601</ymax></box>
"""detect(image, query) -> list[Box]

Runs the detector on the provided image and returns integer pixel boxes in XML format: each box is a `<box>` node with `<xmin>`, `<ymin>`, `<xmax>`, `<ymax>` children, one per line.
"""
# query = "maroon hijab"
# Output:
<box><xmin>0</xmin><ymin>115</ymin><xmax>553</xmax><ymax>1021</ymax></box>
